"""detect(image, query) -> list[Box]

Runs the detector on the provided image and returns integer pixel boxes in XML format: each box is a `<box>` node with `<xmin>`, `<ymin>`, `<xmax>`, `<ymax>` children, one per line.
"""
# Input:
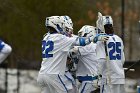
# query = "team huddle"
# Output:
<box><xmin>37</xmin><ymin>12</ymin><xmax>125</xmax><ymax>93</ymax></box>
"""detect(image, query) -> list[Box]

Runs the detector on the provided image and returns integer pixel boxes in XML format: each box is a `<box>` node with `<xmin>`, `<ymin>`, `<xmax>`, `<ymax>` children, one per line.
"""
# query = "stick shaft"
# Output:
<box><xmin>104</xmin><ymin>42</ymin><xmax>111</xmax><ymax>83</ymax></box>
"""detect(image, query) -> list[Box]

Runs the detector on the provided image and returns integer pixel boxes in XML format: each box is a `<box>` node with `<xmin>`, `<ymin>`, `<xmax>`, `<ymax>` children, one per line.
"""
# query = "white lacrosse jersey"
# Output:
<box><xmin>39</xmin><ymin>33</ymin><xmax>77</xmax><ymax>75</ymax></box>
<box><xmin>76</xmin><ymin>42</ymin><xmax>98</xmax><ymax>76</ymax></box>
<box><xmin>96</xmin><ymin>34</ymin><xmax>125</xmax><ymax>83</ymax></box>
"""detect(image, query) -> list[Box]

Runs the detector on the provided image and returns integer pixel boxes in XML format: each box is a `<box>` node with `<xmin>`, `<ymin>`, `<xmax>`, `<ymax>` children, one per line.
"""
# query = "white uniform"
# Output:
<box><xmin>63</xmin><ymin>34</ymin><xmax>79</xmax><ymax>92</ymax></box>
<box><xmin>37</xmin><ymin>33</ymin><xmax>77</xmax><ymax>93</ymax></box>
<box><xmin>64</xmin><ymin>67</ymin><xmax>77</xmax><ymax>93</ymax></box>
<box><xmin>96</xmin><ymin>34</ymin><xmax>125</xmax><ymax>93</ymax></box>
<box><xmin>0</xmin><ymin>40</ymin><xmax>12</xmax><ymax>64</ymax></box>
<box><xmin>76</xmin><ymin>43</ymin><xmax>98</xmax><ymax>93</ymax></box>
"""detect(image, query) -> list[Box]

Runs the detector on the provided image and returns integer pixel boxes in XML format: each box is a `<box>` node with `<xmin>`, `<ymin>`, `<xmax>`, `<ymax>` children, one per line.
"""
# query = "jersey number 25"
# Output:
<box><xmin>108</xmin><ymin>42</ymin><xmax>121</xmax><ymax>60</ymax></box>
<box><xmin>42</xmin><ymin>40</ymin><xmax>54</xmax><ymax>58</ymax></box>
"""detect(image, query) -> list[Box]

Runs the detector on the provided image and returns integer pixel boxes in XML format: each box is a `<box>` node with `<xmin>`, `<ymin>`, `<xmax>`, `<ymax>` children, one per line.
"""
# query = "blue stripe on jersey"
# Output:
<box><xmin>0</xmin><ymin>40</ymin><xmax>5</xmax><ymax>51</ymax></box>
<box><xmin>58</xmin><ymin>75</ymin><xmax>68</xmax><ymax>93</ymax></box>
<box><xmin>81</xmin><ymin>82</ymin><xmax>87</xmax><ymax>93</ymax></box>
<box><xmin>79</xmin><ymin>37</ymin><xmax>86</xmax><ymax>46</ymax></box>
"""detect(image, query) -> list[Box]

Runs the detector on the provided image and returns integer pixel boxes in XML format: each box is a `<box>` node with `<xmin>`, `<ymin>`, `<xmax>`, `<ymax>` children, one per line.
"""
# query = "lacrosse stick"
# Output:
<box><xmin>104</xmin><ymin>41</ymin><xmax>112</xmax><ymax>93</ymax></box>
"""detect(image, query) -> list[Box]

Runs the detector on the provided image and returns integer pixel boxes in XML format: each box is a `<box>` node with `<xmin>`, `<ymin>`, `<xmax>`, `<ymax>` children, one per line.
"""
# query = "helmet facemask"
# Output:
<box><xmin>61</xmin><ymin>16</ymin><xmax>73</xmax><ymax>37</ymax></box>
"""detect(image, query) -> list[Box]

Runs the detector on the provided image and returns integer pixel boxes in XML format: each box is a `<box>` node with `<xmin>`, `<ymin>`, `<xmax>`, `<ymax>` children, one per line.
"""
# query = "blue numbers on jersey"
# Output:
<box><xmin>42</xmin><ymin>40</ymin><xmax>54</xmax><ymax>58</ymax></box>
<box><xmin>108</xmin><ymin>42</ymin><xmax>121</xmax><ymax>60</ymax></box>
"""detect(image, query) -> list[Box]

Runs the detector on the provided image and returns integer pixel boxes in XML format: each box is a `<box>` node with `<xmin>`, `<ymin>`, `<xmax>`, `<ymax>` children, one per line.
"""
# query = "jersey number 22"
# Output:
<box><xmin>42</xmin><ymin>40</ymin><xmax>54</xmax><ymax>58</ymax></box>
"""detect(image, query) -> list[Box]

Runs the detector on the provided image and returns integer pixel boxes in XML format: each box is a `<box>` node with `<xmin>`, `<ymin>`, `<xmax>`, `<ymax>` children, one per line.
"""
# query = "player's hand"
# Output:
<box><xmin>93</xmin><ymin>34</ymin><xmax>109</xmax><ymax>43</ymax></box>
<box><xmin>98</xmin><ymin>34</ymin><xmax>109</xmax><ymax>41</ymax></box>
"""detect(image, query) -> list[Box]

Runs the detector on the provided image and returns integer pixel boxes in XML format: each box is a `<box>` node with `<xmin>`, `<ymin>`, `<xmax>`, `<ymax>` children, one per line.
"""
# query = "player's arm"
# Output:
<box><xmin>73</xmin><ymin>33</ymin><xmax>109</xmax><ymax>46</ymax></box>
<box><xmin>69</xmin><ymin>34</ymin><xmax>108</xmax><ymax>55</ymax></box>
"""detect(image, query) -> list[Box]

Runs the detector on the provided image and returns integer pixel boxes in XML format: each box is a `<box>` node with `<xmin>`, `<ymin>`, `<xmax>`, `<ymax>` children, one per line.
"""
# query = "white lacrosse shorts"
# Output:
<box><xmin>78</xmin><ymin>81</ymin><xmax>98</xmax><ymax>93</ymax></box>
<box><xmin>37</xmin><ymin>74</ymin><xmax>76</xmax><ymax>93</ymax></box>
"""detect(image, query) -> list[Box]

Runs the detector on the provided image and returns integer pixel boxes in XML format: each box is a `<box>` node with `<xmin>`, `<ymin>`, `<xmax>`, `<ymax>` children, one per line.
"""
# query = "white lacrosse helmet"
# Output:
<box><xmin>60</xmin><ymin>16</ymin><xmax>73</xmax><ymax>36</ymax></box>
<box><xmin>45</xmin><ymin>16</ymin><xmax>73</xmax><ymax>36</ymax></box>
<box><xmin>63</xmin><ymin>16</ymin><xmax>73</xmax><ymax>27</ymax></box>
<box><xmin>96</xmin><ymin>12</ymin><xmax>113</xmax><ymax>33</ymax></box>
<box><xmin>45</xmin><ymin>16</ymin><xmax>65</xmax><ymax>33</ymax></box>
<box><xmin>78</xmin><ymin>25</ymin><xmax>97</xmax><ymax>38</ymax></box>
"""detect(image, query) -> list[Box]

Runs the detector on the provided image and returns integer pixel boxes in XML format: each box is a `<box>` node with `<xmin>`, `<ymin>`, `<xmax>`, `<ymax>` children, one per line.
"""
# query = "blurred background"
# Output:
<box><xmin>0</xmin><ymin>0</ymin><xmax>140</xmax><ymax>93</ymax></box>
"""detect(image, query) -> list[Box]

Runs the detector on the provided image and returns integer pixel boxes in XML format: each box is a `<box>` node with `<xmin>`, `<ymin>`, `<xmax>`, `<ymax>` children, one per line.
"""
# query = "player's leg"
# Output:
<box><xmin>68</xmin><ymin>87</ymin><xmax>78</xmax><ymax>93</ymax></box>
<box><xmin>120</xmin><ymin>84</ymin><xmax>125</xmax><ymax>93</ymax></box>
<box><xmin>37</xmin><ymin>74</ymin><xmax>67</xmax><ymax>93</ymax></box>
<box><xmin>79</xmin><ymin>81</ymin><xmax>96</xmax><ymax>93</ymax></box>
<box><xmin>100</xmin><ymin>78</ymin><xmax>112</xmax><ymax>93</ymax></box>
<box><xmin>111</xmin><ymin>84</ymin><xmax>118</xmax><ymax>93</ymax></box>
<box><xmin>37</xmin><ymin>74</ymin><xmax>51</xmax><ymax>93</ymax></box>
<box><xmin>64</xmin><ymin>71</ymin><xmax>78</xmax><ymax>93</ymax></box>
<box><xmin>98</xmin><ymin>59</ymin><xmax>112</xmax><ymax>93</ymax></box>
<box><xmin>100</xmin><ymin>83</ymin><xmax>104</xmax><ymax>93</ymax></box>
<box><xmin>0</xmin><ymin>43</ymin><xmax>12</xmax><ymax>64</ymax></box>
<box><xmin>40</xmin><ymin>74</ymin><xmax>73</xmax><ymax>93</ymax></box>
<box><xmin>100</xmin><ymin>84</ymin><xmax>112</xmax><ymax>93</ymax></box>
<box><xmin>41</xmin><ymin>84</ymin><xmax>52</xmax><ymax>93</ymax></box>
<box><xmin>111</xmin><ymin>84</ymin><xmax>125</xmax><ymax>93</ymax></box>
<box><xmin>38</xmin><ymin>73</ymin><xmax>76</xmax><ymax>93</ymax></box>
<box><xmin>58</xmin><ymin>74</ymin><xmax>78</xmax><ymax>93</ymax></box>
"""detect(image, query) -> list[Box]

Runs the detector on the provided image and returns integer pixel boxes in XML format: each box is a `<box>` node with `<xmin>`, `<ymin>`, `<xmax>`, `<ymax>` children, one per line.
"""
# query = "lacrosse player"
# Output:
<box><xmin>70</xmin><ymin>25</ymin><xmax>100</xmax><ymax>93</ymax></box>
<box><xmin>37</xmin><ymin>15</ymin><xmax>109</xmax><ymax>93</ymax></box>
<box><xmin>96</xmin><ymin>12</ymin><xmax>125</xmax><ymax>93</ymax></box>
<box><xmin>0</xmin><ymin>40</ymin><xmax>12</xmax><ymax>64</ymax></box>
